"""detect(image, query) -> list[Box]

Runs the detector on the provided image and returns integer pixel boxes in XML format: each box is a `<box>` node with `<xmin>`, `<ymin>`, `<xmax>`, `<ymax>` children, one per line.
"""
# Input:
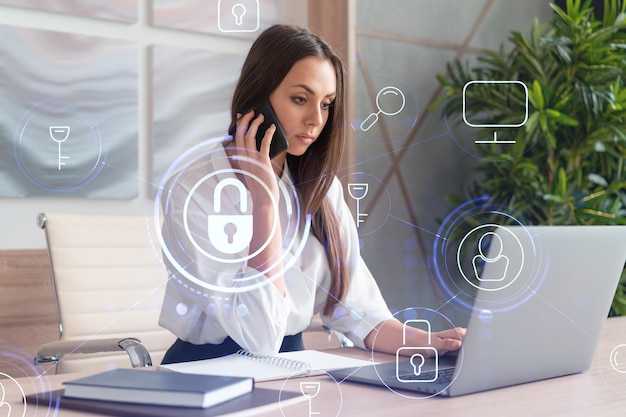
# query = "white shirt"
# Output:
<box><xmin>158</xmin><ymin>143</ymin><xmax>393</xmax><ymax>354</ymax></box>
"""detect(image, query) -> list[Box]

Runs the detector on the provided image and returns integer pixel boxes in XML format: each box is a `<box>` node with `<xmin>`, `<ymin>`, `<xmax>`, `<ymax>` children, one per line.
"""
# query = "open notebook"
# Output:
<box><xmin>159</xmin><ymin>349</ymin><xmax>375</xmax><ymax>382</ymax></box>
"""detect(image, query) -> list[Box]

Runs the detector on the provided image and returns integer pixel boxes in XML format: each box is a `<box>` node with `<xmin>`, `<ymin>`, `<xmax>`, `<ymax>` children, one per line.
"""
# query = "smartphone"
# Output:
<box><xmin>253</xmin><ymin>100</ymin><xmax>289</xmax><ymax>159</ymax></box>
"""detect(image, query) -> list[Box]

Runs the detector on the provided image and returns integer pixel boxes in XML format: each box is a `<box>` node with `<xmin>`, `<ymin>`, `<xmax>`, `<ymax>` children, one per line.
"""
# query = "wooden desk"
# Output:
<box><xmin>4</xmin><ymin>316</ymin><xmax>626</xmax><ymax>416</ymax></box>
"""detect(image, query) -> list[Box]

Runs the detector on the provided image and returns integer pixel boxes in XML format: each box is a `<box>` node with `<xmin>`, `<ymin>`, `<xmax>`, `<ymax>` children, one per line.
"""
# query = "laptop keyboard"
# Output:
<box><xmin>398</xmin><ymin>367</ymin><xmax>455</xmax><ymax>384</ymax></box>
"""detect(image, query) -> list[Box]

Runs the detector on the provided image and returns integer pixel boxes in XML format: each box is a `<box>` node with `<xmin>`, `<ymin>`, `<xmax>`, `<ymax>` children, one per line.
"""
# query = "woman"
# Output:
<box><xmin>159</xmin><ymin>24</ymin><xmax>464</xmax><ymax>364</ymax></box>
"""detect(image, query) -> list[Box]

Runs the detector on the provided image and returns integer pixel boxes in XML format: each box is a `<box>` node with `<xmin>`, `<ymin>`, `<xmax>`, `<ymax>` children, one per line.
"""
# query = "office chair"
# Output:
<box><xmin>34</xmin><ymin>212</ymin><xmax>350</xmax><ymax>373</ymax></box>
<box><xmin>303</xmin><ymin>314</ymin><xmax>354</xmax><ymax>350</ymax></box>
<box><xmin>34</xmin><ymin>212</ymin><xmax>176</xmax><ymax>373</ymax></box>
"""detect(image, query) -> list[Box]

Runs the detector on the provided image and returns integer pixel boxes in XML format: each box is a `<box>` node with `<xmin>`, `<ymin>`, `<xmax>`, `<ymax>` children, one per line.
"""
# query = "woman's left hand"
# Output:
<box><xmin>364</xmin><ymin>319</ymin><xmax>466</xmax><ymax>357</ymax></box>
<box><xmin>429</xmin><ymin>327</ymin><xmax>466</xmax><ymax>356</ymax></box>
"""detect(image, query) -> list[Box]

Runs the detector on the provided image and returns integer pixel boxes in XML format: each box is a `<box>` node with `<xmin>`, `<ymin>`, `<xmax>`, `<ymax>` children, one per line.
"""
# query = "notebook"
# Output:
<box><xmin>159</xmin><ymin>349</ymin><xmax>375</xmax><ymax>382</ymax></box>
<box><xmin>63</xmin><ymin>368</ymin><xmax>252</xmax><ymax>408</ymax></box>
<box><xmin>329</xmin><ymin>225</ymin><xmax>626</xmax><ymax>397</ymax></box>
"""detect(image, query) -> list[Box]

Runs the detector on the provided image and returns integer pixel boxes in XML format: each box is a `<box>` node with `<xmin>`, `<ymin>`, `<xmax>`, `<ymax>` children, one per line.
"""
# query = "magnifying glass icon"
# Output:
<box><xmin>360</xmin><ymin>86</ymin><xmax>406</xmax><ymax>132</ymax></box>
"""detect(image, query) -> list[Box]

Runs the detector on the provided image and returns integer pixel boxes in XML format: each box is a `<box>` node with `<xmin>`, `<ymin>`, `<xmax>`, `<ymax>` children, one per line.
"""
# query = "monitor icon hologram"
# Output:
<box><xmin>462</xmin><ymin>80</ymin><xmax>528</xmax><ymax>144</ymax></box>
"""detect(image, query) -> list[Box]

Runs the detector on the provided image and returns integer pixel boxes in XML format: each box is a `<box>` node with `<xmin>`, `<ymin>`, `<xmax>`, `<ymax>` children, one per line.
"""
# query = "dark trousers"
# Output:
<box><xmin>161</xmin><ymin>333</ymin><xmax>304</xmax><ymax>365</ymax></box>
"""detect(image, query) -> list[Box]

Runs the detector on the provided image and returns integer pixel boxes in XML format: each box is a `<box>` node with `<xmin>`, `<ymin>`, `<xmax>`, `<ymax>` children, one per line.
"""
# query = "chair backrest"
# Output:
<box><xmin>38</xmin><ymin>212</ymin><xmax>176</xmax><ymax>373</ymax></box>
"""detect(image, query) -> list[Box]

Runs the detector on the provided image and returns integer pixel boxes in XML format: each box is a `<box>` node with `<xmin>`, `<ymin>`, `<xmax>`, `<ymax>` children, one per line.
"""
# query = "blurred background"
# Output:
<box><xmin>1</xmin><ymin>0</ymin><xmax>570</xmax><ymax>373</ymax></box>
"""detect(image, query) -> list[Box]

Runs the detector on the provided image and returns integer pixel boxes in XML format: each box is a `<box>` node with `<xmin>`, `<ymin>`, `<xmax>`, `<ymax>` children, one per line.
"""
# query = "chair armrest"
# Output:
<box><xmin>304</xmin><ymin>315</ymin><xmax>355</xmax><ymax>348</ymax></box>
<box><xmin>35</xmin><ymin>337</ymin><xmax>153</xmax><ymax>368</ymax></box>
<box><xmin>305</xmin><ymin>314</ymin><xmax>328</xmax><ymax>333</ymax></box>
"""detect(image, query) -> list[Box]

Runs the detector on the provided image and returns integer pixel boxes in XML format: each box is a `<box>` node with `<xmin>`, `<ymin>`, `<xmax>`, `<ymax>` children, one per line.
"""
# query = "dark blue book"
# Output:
<box><xmin>63</xmin><ymin>368</ymin><xmax>253</xmax><ymax>409</ymax></box>
<box><xmin>28</xmin><ymin>387</ymin><xmax>306</xmax><ymax>417</ymax></box>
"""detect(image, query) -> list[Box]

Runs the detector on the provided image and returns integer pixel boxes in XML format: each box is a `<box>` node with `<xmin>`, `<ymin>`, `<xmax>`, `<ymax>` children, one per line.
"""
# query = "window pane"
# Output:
<box><xmin>151</xmin><ymin>45</ymin><xmax>245</xmax><ymax>192</ymax></box>
<box><xmin>0</xmin><ymin>0</ymin><xmax>137</xmax><ymax>22</ymax></box>
<box><xmin>152</xmin><ymin>0</ymin><xmax>279</xmax><ymax>38</ymax></box>
<box><xmin>0</xmin><ymin>25</ymin><xmax>138</xmax><ymax>197</ymax></box>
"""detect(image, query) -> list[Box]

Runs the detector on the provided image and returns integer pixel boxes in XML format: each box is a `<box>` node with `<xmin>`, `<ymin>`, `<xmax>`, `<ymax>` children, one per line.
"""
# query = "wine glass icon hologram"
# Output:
<box><xmin>49</xmin><ymin>126</ymin><xmax>70</xmax><ymax>170</ymax></box>
<box><xmin>300</xmin><ymin>381</ymin><xmax>321</xmax><ymax>417</ymax></box>
<box><xmin>359</xmin><ymin>86</ymin><xmax>406</xmax><ymax>131</ymax></box>
<box><xmin>348</xmin><ymin>183</ymin><xmax>369</xmax><ymax>227</ymax></box>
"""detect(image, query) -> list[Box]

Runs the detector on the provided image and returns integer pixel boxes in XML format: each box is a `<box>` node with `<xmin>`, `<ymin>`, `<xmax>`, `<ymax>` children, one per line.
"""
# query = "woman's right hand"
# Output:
<box><xmin>230</xmin><ymin>110</ymin><xmax>286</xmax><ymax>294</ymax></box>
<box><xmin>231</xmin><ymin>110</ymin><xmax>280</xmax><ymax>206</ymax></box>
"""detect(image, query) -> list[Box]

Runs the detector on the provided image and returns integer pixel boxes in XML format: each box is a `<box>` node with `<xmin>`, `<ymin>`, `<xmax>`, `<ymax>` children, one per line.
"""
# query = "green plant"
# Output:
<box><xmin>436</xmin><ymin>0</ymin><xmax>626</xmax><ymax>314</ymax></box>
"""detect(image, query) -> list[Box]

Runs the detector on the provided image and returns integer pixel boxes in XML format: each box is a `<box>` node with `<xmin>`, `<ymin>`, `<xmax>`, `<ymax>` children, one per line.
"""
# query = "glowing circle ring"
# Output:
<box><xmin>369</xmin><ymin>307</ymin><xmax>464</xmax><ymax>400</ymax></box>
<box><xmin>14</xmin><ymin>100</ymin><xmax>104</xmax><ymax>192</ymax></box>
<box><xmin>154</xmin><ymin>137</ymin><xmax>311</xmax><ymax>294</ymax></box>
<box><xmin>456</xmin><ymin>223</ymin><xmax>525</xmax><ymax>291</ymax></box>
<box><xmin>431</xmin><ymin>198</ymin><xmax>541</xmax><ymax>312</ymax></box>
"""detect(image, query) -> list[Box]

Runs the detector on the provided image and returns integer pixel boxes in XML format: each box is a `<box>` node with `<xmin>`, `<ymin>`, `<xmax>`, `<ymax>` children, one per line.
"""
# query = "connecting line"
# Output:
<box><xmin>301</xmin><ymin>270</ymin><xmax>380</xmax><ymax>330</ymax></box>
<box><xmin>165</xmin><ymin>260</ymin><xmax>196</xmax><ymax>284</ymax></box>
<box><xmin>436</xmin><ymin>293</ymin><xmax>461</xmax><ymax>312</ymax></box>
<box><xmin>100</xmin><ymin>161</ymin><xmax>164</xmax><ymax>190</ymax></box>
<box><xmin>332</xmin><ymin>366</ymin><xmax>364</xmax><ymax>385</ymax></box>
<box><xmin>529</xmin><ymin>287</ymin><xmax>600</xmax><ymax>344</ymax></box>
<box><xmin>337</xmin><ymin>131</ymin><xmax>451</xmax><ymax>175</ymax></box>
<box><xmin>144</xmin><ymin>218</ymin><xmax>167</xmax><ymax>269</ymax></box>
<box><xmin>389</xmin><ymin>215</ymin><xmax>444</xmax><ymax>239</ymax></box>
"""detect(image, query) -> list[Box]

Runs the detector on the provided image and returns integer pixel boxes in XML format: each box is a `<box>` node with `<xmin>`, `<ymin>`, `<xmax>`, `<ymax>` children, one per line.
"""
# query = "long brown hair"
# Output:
<box><xmin>229</xmin><ymin>24</ymin><xmax>348</xmax><ymax>316</ymax></box>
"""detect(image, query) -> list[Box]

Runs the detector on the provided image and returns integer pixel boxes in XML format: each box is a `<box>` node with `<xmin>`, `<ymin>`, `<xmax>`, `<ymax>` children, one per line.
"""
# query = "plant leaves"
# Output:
<box><xmin>588</xmin><ymin>173</ymin><xmax>609</xmax><ymax>186</ymax></box>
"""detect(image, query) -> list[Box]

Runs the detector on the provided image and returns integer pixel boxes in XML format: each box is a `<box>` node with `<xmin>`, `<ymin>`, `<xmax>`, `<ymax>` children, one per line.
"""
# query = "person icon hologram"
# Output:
<box><xmin>0</xmin><ymin>382</ymin><xmax>12</xmax><ymax>417</ymax></box>
<box><xmin>472</xmin><ymin>231</ymin><xmax>509</xmax><ymax>282</ymax></box>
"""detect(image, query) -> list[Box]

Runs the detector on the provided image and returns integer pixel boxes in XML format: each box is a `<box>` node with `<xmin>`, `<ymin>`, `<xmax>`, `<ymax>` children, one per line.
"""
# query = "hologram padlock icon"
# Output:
<box><xmin>208</xmin><ymin>178</ymin><xmax>253</xmax><ymax>254</ymax></box>
<box><xmin>396</xmin><ymin>319</ymin><xmax>438</xmax><ymax>383</ymax></box>
<box><xmin>218</xmin><ymin>0</ymin><xmax>260</xmax><ymax>33</ymax></box>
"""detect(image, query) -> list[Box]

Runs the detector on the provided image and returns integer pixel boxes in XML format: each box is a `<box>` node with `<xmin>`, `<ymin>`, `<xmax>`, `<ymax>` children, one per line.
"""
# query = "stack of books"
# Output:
<box><xmin>32</xmin><ymin>349</ymin><xmax>373</xmax><ymax>415</ymax></box>
<box><xmin>52</xmin><ymin>368</ymin><xmax>305</xmax><ymax>416</ymax></box>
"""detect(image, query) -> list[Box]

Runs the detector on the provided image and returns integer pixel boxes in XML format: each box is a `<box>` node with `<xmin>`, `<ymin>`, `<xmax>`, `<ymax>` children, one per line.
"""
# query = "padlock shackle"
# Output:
<box><xmin>214</xmin><ymin>178</ymin><xmax>248</xmax><ymax>213</ymax></box>
<box><xmin>402</xmin><ymin>319</ymin><xmax>432</xmax><ymax>345</ymax></box>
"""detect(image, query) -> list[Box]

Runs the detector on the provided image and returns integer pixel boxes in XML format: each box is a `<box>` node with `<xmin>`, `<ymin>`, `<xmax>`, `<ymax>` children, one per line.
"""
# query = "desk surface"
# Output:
<box><xmin>4</xmin><ymin>316</ymin><xmax>626</xmax><ymax>417</ymax></box>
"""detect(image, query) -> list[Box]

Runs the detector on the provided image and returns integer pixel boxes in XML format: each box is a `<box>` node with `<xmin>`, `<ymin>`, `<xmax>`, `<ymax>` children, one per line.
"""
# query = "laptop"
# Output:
<box><xmin>329</xmin><ymin>225</ymin><xmax>626</xmax><ymax>397</ymax></box>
